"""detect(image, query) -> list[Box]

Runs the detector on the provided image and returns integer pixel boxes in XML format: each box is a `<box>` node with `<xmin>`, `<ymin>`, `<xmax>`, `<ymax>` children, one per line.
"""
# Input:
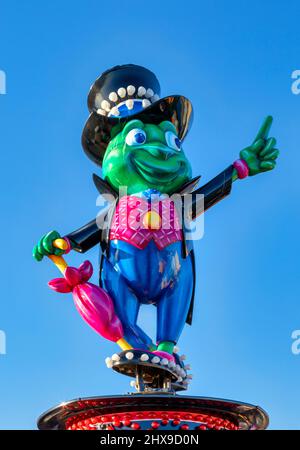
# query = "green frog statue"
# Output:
<box><xmin>33</xmin><ymin>65</ymin><xmax>279</xmax><ymax>387</ymax></box>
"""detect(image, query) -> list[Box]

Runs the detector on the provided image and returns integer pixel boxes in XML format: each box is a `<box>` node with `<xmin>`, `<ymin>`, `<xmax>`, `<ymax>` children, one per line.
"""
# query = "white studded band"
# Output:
<box><xmin>95</xmin><ymin>85</ymin><xmax>160</xmax><ymax>117</ymax></box>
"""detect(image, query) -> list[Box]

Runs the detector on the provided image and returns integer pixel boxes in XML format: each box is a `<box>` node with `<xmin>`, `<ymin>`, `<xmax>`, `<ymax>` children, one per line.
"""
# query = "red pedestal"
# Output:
<box><xmin>38</xmin><ymin>394</ymin><xmax>268</xmax><ymax>430</ymax></box>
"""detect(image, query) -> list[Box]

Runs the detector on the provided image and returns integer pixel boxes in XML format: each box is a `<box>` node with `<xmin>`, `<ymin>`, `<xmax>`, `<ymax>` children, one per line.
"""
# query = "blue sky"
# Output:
<box><xmin>0</xmin><ymin>0</ymin><xmax>299</xmax><ymax>429</ymax></box>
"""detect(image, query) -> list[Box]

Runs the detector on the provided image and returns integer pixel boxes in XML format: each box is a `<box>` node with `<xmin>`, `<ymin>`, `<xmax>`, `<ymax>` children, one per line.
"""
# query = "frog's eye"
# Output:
<box><xmin>165</xmin><ymin>131</ymin><xmax>181</xmax><ymax>151</ymax></box>
<box><xmin>125</xmin><ymin>128</ymin><xmax>147</xmax><ymax>146</ymax></box>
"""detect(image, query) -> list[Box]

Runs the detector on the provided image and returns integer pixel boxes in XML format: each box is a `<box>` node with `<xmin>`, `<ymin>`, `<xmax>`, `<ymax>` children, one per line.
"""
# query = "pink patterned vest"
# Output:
<box><xmin>109</xmin><ymin>195</ymin><xmax>183</xmax><ymax>250</ymax></box>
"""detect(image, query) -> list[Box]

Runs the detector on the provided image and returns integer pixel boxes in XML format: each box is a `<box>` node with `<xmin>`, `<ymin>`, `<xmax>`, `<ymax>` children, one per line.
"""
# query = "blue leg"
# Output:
<box><xmin>156</xmin><ymin>256</ymin><xmax>193</xmax><ymax>344</ymax></box>
<box><xmin>101</xmin><ymin>259</ymin><xmax>153</xmax><ymax>350</ymax></box>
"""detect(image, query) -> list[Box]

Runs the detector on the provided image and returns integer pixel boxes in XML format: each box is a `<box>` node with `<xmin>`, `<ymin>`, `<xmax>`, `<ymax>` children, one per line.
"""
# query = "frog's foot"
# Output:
<box><xmin>104</xmin><ymin>348</ymin><xmax>192</xmax><ymax>392</ymax></box>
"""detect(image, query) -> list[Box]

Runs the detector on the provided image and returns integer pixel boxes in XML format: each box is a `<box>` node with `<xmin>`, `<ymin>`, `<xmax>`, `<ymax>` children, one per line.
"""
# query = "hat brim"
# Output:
<box><xmin>81</xmin><ymin>95</ymin><xmax>193</xmax><ymax>166</ymax></box>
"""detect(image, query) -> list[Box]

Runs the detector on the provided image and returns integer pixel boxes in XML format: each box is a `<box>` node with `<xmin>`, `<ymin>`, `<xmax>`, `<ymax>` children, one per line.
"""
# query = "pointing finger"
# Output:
<box><xmin>253</xmin><ymin>116</ymin><xmax>273</xmax><ymax>143</ymax></box>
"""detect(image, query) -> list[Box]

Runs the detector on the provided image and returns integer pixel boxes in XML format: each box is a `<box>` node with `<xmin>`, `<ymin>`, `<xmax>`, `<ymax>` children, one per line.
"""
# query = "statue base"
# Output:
<box><xmin>106</xmin><ymin>349</ymin><xmax>189</xmax><ymax>393</ymax></box>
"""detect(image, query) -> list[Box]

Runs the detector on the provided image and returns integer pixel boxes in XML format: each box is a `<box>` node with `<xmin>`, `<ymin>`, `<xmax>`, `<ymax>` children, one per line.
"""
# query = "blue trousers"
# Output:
<box><xmin>101</xmin><ymin>240</ymin><xmax>193</xmax><ymax>350</ymax></box>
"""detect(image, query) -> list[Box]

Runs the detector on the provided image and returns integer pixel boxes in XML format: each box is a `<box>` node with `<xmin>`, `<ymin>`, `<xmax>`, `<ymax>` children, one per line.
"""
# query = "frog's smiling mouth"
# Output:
<box><xmin>132</xmin><ymin>146</ymin><xmax>185</xmax><ymax>184</ymax></box>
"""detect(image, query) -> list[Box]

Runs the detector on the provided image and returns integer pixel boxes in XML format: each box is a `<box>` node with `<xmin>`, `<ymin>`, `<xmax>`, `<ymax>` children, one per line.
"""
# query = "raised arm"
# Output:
<box><xmin>188</xmin><ymin>116</ymin><xmax>279</xmax><ymax>220</ymax></box>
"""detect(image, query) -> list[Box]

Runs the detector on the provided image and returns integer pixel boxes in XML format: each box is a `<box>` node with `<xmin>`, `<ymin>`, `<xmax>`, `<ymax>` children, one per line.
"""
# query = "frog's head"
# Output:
<box><xmin>102</xmin><ymin>120</ymin><xmax>192</xmax><ymax>194</ymax></box>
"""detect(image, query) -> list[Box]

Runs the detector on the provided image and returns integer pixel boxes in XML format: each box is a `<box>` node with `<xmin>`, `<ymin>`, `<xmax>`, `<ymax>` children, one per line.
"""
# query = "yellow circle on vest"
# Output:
<box><xmin>143</xmin><ymin>211</ymin><xmax>161</xmax><ymax>230</ymax></box>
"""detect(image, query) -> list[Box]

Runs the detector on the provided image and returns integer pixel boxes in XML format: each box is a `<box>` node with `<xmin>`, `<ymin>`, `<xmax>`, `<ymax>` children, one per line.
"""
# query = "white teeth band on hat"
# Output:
<box><xmin>94</xmin><ymin>93</ymin><xmax>103</xmax><ymax>109</ymax></box>
<box><xmin>137</xmin><ymin>86</ymin><xmax>146</xmax><ymax>97</ymax></box>
<box><xmin>127</xmin><ymin>85</ymin><xmax>136</xmax><ymax>96</ymax></box>
<box><xmin>142</xmin><ymin>99</ymin><xmax>151</xmax><ymax>108</ymax></box>
<box><xmin>96</xmin><ymin>108</ymin><xmax>107</xmax><ymax>116</ymax></box>
<box><xmin>110</xmin><ymin>106</ymin><xmax>120</xmax><ymax>116</ymax></box>
<box><xmin>146</xmin><ymin>88</ymin><xmax>154</xmax><ymax>98</ymax></box>
<box><xmin>108</xmin><ymin>91</ymin><xmax>118</xmax><ymax>102</ymax></box>
<box><xmin>126</xmin><ymin>99</ymin><xmax>134</xmax><ymax>110</ymax></box>
<box><xmin>101</xmin><ymin>100</ymin><xmax>111</xmax><ymax>112</ymax></box>
<box><xmin>97</xmin><ymin>86</ymin><xmax>159</xmax><ymax>117</ymax></box>
<box><xmin>151</xmin><ymin>94</ymin><xmax>160</xmax><ymax>102</ymax></box>
<box><xmin>117</xmin><ymin>87</ymin><xmax>126</xmax><ymax>98</ymax></box>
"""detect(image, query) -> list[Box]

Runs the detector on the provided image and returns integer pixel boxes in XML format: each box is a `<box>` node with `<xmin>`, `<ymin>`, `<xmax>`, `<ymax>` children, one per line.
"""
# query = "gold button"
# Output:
<box><xmin>143</xmin><ymin>211</ymin><xmax>161</xmax><ymax>230</ymax></box>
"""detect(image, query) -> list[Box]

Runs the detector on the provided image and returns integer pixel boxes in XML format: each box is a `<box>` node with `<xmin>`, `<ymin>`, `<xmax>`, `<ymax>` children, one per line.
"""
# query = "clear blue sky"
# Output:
<box><xmin>0</xmin><ymin>0</ymin><xmax>299</xmax><ymax>430</ymax></box>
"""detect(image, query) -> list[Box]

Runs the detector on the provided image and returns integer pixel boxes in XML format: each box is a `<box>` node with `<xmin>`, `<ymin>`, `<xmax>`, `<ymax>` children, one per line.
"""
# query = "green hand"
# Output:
<box><xmin>240</xmin><ymin>116</ymin><xmax>279</xmax><ymax>176</ymax></box>
<box><xmin>32</xmin><ymin>230</ymin><xmax>64</xmax><ymax>262</ymax></box>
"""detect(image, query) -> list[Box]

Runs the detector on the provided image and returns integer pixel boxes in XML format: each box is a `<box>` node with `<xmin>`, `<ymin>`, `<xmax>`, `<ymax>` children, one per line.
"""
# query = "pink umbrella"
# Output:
<box><xmin>46</xmin><ymin>239</ymin><xmax>132</xmax><ymax>351</ymax></box>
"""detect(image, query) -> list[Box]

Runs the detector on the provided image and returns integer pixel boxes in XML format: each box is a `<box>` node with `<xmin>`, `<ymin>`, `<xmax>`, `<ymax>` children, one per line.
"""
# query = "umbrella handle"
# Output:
<box><xmin>48</xmin><ymin>238</ymin><xmax>69</xmax><ymax>274</ymax></box>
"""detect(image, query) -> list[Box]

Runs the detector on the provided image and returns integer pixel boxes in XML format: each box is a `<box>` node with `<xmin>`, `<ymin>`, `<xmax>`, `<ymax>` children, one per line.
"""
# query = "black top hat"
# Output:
<box><xmin>82</xmin><ymin>64</ymin><xmax>193</xmax><ymax>166</ymax></box>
